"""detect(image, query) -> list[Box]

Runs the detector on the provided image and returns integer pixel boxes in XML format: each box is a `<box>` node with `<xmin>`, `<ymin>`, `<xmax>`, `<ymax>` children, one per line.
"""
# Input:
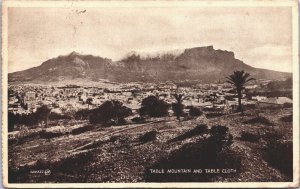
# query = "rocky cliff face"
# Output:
<box><xmin>8</xmin><ymin>46</ymin><xmax>291</xmax><ymax>84</ymax></box>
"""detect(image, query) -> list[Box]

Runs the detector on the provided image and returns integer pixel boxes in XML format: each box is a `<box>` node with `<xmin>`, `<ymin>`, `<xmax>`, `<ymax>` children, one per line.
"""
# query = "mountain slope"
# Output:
<box><xmin>8</xmin><ymin>46</ymin><xmax>291</xmax><ymax>84</ymax></box>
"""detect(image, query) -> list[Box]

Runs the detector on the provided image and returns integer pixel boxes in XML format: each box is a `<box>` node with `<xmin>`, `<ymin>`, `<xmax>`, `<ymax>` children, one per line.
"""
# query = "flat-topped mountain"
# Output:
<box><xmin>8</xmin><ymin>46</ymin><xmax>291</xmax><ymax>84</ymax></box>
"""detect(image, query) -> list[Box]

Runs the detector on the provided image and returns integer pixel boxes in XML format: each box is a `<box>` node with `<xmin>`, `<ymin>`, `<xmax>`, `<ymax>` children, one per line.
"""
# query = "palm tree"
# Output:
<box><xmin>226</xmin><ymin>71</ymin><xmax>255</xmax><ymax>114</ymax></box>
<box><xmin>173</xmin><ymin>93</ymin><xmax>184</xmax><ymax>104</ymax></box>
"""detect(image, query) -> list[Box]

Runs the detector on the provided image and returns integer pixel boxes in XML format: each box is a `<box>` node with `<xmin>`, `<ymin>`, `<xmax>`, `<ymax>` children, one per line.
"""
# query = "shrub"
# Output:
<box><xmin>71</xmin><ymin>125</ymin><xmax>94</xmax><ymax>135</ymax></box>
<box><xmin>139</xmin><ymin>130</ymin><xmax>158</xmax><ymax>143</ymax></box>
<box><xmin>39</xmin><ymin>129</ymin><xmax>66</xmax><ymax>139</ymax></box>
<box><xmin>194</xmin><ymin>124</ymin><xmax>209</xmax><ymax>134</ymax></box>
<box><xmin>60</xmin><ymin>104</ymin><xmax>76</xmax><ymax>117</ymax></box>
<box><xmin>131</xmin><ymin>117</ymin><xmax>146</xmax><ymax>123</ymax></box>
<box><xmin>243</xmin><ymin>116</ymin><xmax>273</xmax><ymax>126</ymax></box>
<box><xmin>205</xmin><ymin>112</ymin><xmax>224</xmax><ymax>119</ymax></box>
<box><xmin>89</xmin><ymin>100</ymin><xmax>132</xmax><ymax>125</ymax></box>
<box><xmin>263</xmin><ymin>140</ymin><xmax>293</xmax><ymax>178</ymax></box>
<box><xmin>169</xmin><ymin>124</ymin><xmax>208</xmax><ymax>143</ymax></box>
<box><xmin>189</xmin><ymin>106</ymin><xmax>203</xmax><ymax>117</ymax></box>
<box><xmin>114</xmin><ymin>117</ymin><xmax>127</xmax><ymax>126</ymax></box>
<box><xmin>139</xmin><ymin>96</ymin><xmax>169</xmax><ymax>117</ymax></box>
<box><xmin>280</xmin><ymin>114</ymin><xmax>292</xmax><ymax>122</ymax></box>
<box><xmin>240</xmin><ymin>131</ymin><xmax>260</xmax><ymax>142</ymax></box>
<box><xmin>8</xmin><ymin>112</ymin><xmax>40</xmax><ymax>128</ymax></box>
<box><xmin>75</xmin><ymin>109</ymin><xmax>92</xmax><ymax>120</ymax></box>
<box><xmin>209</xmin><ymin>125</ymin><xmax>233</xmax><ymax>153</ymax></box>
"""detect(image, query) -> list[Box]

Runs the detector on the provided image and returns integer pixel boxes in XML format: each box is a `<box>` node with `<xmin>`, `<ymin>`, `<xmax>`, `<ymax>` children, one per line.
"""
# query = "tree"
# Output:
<box><xmin>35</xmin><ymin>105</ymin><xmax>51</xmax><ymax>127</ymax></box>
<box><xmin>60</xmin><ymin>104</ymin><xmax>76</xmax><ymax>119</ymax></box>
<box><xmin>139</xmin><ymin>96</ymin><xmax>169</xmax><ymax>117</ymax></box>
<box><xmin>89</xmin><ymin>100</ymin><xmax>132</xmax><ymax>125</ymax></box>
<box><xmin>86</xmin><ymin>98</ymin><xmax>93</xmax><ymax>109</ymax></box>
<box><xmin>226</xmin><ymin>71</ymin><xmax>255</xmax><ymax>114</ymax></box>
<box><xmin>172</xmin><ymin>94</ymin><xmax>184</xmax><ymax>120</ymax></box>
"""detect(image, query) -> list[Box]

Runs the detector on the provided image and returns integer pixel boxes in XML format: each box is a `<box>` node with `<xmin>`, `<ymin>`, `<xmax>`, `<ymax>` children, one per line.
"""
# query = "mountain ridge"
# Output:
<box><xmin>9</xmin><ymin>46</ymin><xmax>291</xmax><ymax>84</ymax></box>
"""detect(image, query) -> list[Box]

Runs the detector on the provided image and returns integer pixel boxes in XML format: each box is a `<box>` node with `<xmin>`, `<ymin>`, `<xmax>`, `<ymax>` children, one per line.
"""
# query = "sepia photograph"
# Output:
<box><xmin>2</xmin><ymin>0</ymin><xmax>299</xmax><ymax>188</ymax></box>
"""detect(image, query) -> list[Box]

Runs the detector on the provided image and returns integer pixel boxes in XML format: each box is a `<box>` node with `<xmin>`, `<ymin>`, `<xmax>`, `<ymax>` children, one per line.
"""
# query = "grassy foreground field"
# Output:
<box><xmin>8</xmin><ymin>107</ymin><xmax>293</xmax><ymax>183</ymax></box>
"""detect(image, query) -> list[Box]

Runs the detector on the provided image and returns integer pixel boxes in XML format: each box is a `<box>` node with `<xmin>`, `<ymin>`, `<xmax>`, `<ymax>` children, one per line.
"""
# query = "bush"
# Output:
<box><xmin>39</xmin><ymin>129</ymin><xmax>66</xmax><ymax>139</ymax></box>
<box><xmin>131</xmin><ymin>117</ymin><xmax>146</xmax><ymax>123</ymax></box>
<box><xmin>280</xmin><ymin>114</ymin><xmax>292</xmax><ymax>122</ymax></box>
<box><xmin>60</xmin><ymin>104</ymin><xmax>76</xmax><ymax>118</ymax></box>
<box><xmin>89</xmin><ymin>100</ymin><xmax>132</xmax><ymax>125</ymax></box>
<box><xmin>114</xmin><ymin>117</ymin><xmax>127</xmax><ymax>126</ymax></box>
<box><xmin>8</xmin><ymin>112</ymin><xmax>40</xmax><ymax>129</ymax></box>
<box><xmin>243</xmin><ymin>116</ymin><xmax>273</xmax><ymax>126</ymax></box>
<box><xmin>139</xmin><ymin>96</ymin><xmax>169</xmax><ymax>117</ymax></box>
<box><xmin>139</xmin><ymin>130</ymin><xmax>158</xmax><ymax>143</ymax></box>
<box><xmin>205</xmin><ymin>112</ymin><xmax>224</xmax><ymax>119</ymax></box>
<box><xmin>189</xmin><ymin>106</ymin><xmax>203</xmax><ymax>117</ymax></box>
<box><xmin>169</xmin><ymin>124</ymin><xmax>208</xmax><ymax>143</ymax></box>
<box><xmin>209</xmin><ymin>125</ymin><xmax>233</xmax><ymax>153</ymax></box>
<box><xmin>71</xmin><ymin>125</ymin><xmax>94</xmax><ymax>135</ymax></box>
<box><xmin>75</xmin><ymin>109</ymin><xmax>92</xmax><ymax>120</ymax></box>
<box><xmin>240</xmin><ymin>131</ymin><xmax>260</xmax><ymax>142</ymax></box>
<box><xmin>263</xmin><ymin>140</ymin><xmax>293</xmax><ymax>178</ymax></box>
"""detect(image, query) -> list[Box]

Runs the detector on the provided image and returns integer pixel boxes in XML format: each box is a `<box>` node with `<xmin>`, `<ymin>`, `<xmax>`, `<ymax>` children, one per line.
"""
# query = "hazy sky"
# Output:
<box><xmin>8</xmin><ymin>7</ymin><xmax>292</xmax><ymax>73</ymax></box>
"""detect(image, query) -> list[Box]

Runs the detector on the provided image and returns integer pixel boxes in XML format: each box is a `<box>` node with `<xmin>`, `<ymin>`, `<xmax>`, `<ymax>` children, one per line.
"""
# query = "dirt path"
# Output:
<box><xmin>71</xmin><ymin>119</ymin><xmax>170</xmax><ymax>152</ymax></box>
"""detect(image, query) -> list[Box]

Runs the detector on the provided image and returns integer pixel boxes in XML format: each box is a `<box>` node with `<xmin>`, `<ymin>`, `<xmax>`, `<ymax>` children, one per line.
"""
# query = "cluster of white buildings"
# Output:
<box><xmin>8</xmin><ymin>81</ymin><xmax>293</xmax><ymax>115</ymax></box>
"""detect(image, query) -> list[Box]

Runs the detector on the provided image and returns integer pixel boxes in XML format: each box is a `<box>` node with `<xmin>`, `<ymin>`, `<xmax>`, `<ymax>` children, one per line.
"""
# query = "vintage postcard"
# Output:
<box><xmin>2</xmin><ymin>0</ymin><xmax>299</xmax><ymax>188</ymax></box>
